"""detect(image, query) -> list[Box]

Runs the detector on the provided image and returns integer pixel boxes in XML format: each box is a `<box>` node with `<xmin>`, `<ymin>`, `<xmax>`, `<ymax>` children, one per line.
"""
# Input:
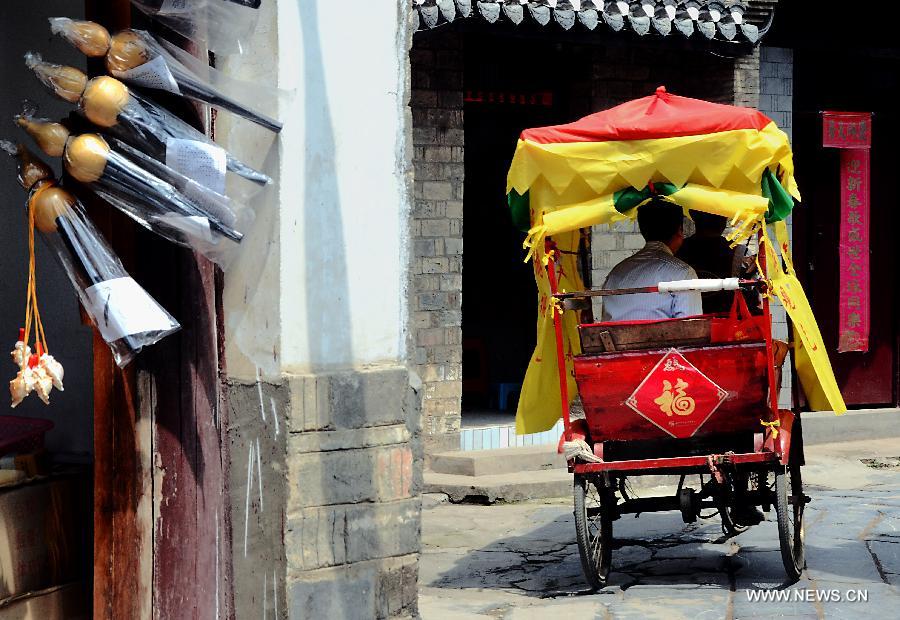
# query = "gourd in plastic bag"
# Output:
<box><xmin>25</xmin><ymin>52</ymin><xmax>270</xmax><ymax>197</ymax></box>
<box><xmin>51</xmin><ymin>19</ymin><xmax>283</xmax><ymax>133</ymax></box>
<box><xmin>2</xmin><ymin>142</ymin><xmax>180</xmax><ymax>368</ymax></box>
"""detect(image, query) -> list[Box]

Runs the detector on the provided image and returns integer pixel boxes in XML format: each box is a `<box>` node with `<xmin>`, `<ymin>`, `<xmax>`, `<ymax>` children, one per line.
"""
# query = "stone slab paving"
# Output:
<box><xmin>420</xmin><ymin>439</ymin><xmax>900</xmax><ymax>619</ymax></box>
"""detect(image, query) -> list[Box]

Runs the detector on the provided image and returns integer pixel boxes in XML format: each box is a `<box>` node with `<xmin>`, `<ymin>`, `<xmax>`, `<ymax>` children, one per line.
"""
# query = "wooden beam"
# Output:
<box><xmin>83</xmin><ymin>2</ymin><xmax>153</xmax><ymax>619</ymax></box>
<box><xmin>84</xmin><ymin>3</ymin><xmax>232</xmax><ymax>617</ymax></box>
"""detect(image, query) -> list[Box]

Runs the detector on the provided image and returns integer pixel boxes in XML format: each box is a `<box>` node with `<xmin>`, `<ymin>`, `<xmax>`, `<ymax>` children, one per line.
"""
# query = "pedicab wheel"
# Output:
<box><xmin>573</xmin><ymin>475</ymin><xmax>612</xmax><ymax>590</ymax></box>
<box><xmin>717</xmin><ymin>490</ymin><xmax>749</xmax><ymax>537</ymax></box>
<box><xmin>774</xmin><ymin>463</ymin><xmax>805</xmax><ymax>581</ymax></box>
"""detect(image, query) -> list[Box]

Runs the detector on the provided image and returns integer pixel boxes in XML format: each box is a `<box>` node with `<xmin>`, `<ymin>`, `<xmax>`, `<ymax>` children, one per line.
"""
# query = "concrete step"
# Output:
<box><xmin>801</xmin><ymin>408</ymin><xmax>900</xmax><ymax>444</ymax></box>
<box><xmin>424</xmin><ymin>468</ymin><xmax>685</xmax><ymax>505</ymax></box>
<box><xmin>424</xmin><ymin>468</ymin><xmax>571</xmax><ymax>504</ymax></box>
<box><xmin>429</xmin><ymin>445</ymin><xmax>566</xmax><ymax>477</ymax></box>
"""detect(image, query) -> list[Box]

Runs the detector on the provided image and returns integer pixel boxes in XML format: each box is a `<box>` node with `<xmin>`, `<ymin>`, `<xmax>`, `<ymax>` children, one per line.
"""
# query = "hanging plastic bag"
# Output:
<box><xmin>24</xmin><ymin>53</ymin><xmax>270</xmax><ymax>199</ymax></box>
<box><xmin>130</xmin><ymin>0</ymin><xmax>262</xmax><ymax>56</ymax></box>
<box><xmin>50</xmin><ymin>19</ymin><xmax>283</xmax><ymax>133</ymax></box>
<box><xmin>2</xmin><ymin>142</ymin><xmax>180</xmax><ymax>368</ymax></box>
<box><xmin>58</xmin><ymin>132</ymin><xmax>252</xmax><ymax>269</ymax></box>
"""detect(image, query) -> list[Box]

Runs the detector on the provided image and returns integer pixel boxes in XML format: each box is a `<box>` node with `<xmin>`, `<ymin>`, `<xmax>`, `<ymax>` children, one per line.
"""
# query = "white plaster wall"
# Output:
<box><xmin>221</xmin><ymin>0</ymin><xmax>411</xmax><ymax>379</ymax></box>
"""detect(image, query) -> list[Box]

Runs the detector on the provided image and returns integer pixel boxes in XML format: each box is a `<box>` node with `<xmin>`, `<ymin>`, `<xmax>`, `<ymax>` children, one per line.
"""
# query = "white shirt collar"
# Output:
<box><xmin>643</xmin><ymin>241</ymin><xmax>674</xmax><ymax>256</ymax></box>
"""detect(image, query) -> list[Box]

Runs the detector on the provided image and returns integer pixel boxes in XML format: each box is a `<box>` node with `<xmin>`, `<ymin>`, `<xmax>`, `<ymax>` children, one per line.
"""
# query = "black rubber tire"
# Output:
<box><xmin>775</xmin><ymin>463</ymin><xmax>805</xmax><ymax>581</ymax></box>
<box><xmin>573</xmin><ymin>475</ymin><xmax>613</xmax><ymax>590</ymax></box>
<box><xmin>718</xmin><ymin>488</ymin><xmax>749</xmax><ymax>537</ymax></box>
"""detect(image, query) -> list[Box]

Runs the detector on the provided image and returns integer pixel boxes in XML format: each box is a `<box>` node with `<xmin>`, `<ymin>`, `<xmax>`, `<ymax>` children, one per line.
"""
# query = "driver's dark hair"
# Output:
<box><xmin>637</xmin><ymin>199</ymin><xmax>684</xmax><ymax>243</ymax></box>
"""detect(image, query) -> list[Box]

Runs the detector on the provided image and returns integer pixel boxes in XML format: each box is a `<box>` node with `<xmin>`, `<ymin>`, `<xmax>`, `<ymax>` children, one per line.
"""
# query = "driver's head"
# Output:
<box><xmin>637</xmin><ymin>199</ymin><xmax>685</xmax><ymax>252</ymax></box>
<box><xmin>689</xmin><ymin>209</ymin><xmax>728</xmax><ymax>236</ymax></box>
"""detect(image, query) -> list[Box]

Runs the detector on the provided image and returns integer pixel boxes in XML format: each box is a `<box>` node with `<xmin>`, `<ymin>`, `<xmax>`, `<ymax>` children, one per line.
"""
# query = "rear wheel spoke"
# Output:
<box><xmin>574</xmin><ymin>475</ymin><xmax>613</xmax><ymax>591</ymax></box>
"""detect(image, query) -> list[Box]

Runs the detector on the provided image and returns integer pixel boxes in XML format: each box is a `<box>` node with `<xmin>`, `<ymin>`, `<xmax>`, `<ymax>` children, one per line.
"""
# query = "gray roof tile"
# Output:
<box><xmin>411</xmin><ymin>0</ymin><xmax>772</xmax><ymax>45</ymax></box>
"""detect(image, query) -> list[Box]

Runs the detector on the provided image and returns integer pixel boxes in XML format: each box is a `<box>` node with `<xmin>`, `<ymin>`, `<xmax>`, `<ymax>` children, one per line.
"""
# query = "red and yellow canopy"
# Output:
<box><xmin>508</xmin><ymin>86</ymin><xmax>798</xmax><ymax>237</ymax></box>
<box><xmin>508</xmin><ymin>87</ymin><xmax>845</xmax><ymax>436</ymax></box>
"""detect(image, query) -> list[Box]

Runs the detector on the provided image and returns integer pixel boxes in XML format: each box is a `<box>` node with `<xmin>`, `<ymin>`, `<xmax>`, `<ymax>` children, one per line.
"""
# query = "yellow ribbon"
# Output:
<box><xmin>549</xmin><ymin>295</ymin><xmax>565</xmax><ymax>317</ymax></box>
<box><xmin>725</xmin><ymin>213</ymin><xmax>762</xmax><ymax>247</ymax></box>
<box><xmin>760</xmin><ymin>419</ymin><xmax>780</xmax><ymax>439</ymax></box>
<box><xmin>522</xmin><ymin>224</ymin><xmax>548</xmax><ymax>264</ymax></box>
<box><xmin>753</xmin><ymin>251</ymin><xmax>772</xmax><ymax>300</ymax></box>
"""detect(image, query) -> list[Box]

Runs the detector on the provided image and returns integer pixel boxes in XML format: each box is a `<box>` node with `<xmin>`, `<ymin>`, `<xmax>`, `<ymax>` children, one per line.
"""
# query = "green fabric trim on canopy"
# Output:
<box><xmin>762</xmin><ymin>168</ymin><xmax>794</xmax><ymax>223</ymax></box>
<box><xmin>508</xmin><ymin>188</ymin><xmax>531</xmax><ymax>232</ymax></box>
<box><xmin>613</xmin><ymin>183</ymin><xmax>679</xmax><ymax>214</ymax></box>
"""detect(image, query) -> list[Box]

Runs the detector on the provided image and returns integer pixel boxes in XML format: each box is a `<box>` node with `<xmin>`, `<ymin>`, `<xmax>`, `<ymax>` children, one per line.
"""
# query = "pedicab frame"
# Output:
<box><xmin>505</xmin><ymin>88</ymin><xmax>848</xmax><ymax>588</ymax></box>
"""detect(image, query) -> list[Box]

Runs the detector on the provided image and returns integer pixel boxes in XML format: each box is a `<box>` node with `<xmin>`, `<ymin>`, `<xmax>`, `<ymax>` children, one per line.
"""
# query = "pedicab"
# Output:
<box><xmin>506</xmin><ymin>87</ymin><xmax>848</xmax><ymax>588</ymax></box>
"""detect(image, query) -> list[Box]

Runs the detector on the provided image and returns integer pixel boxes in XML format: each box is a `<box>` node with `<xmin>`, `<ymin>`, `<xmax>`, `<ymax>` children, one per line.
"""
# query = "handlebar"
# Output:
<box><xmin>554</xmin><ymin>278</ymin><xmax>766</xmax><ymax>300</ymax></box>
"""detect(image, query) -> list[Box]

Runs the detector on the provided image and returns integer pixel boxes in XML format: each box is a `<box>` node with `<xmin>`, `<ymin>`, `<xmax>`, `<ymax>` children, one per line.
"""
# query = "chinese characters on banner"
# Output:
<box><xmin>822</xmin><ymin>112</ymin><xmax>871</xmax><ymax>352</ymax></box>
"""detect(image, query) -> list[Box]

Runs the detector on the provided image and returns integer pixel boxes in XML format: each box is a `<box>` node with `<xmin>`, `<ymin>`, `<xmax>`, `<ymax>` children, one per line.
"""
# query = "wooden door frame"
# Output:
<box><xmin>86</xmin><ymin>2</ymin><xmax>233</xmax><ymax>617</ymax></box>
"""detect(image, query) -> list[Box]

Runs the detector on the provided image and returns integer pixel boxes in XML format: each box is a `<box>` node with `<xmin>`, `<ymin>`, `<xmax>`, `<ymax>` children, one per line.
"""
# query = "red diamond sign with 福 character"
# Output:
<box><xmin>625</xmin><ymin>349</ymin><xmax>728</xmax><ymax>439</ymax></box>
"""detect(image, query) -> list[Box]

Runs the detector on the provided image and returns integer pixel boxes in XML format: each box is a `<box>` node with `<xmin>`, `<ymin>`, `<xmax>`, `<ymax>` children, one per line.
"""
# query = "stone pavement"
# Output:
<box><xmin>420</xmin><ymin>439</ymin><xmax>900</xmax><ymax>619</ymax></box>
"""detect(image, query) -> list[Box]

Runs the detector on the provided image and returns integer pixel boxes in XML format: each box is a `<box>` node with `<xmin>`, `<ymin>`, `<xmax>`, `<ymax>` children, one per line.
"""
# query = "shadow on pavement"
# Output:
<box><xmin>429</xmin><ymin>497</ymin><xmax>898</xmax><ymax>599</ymax></box>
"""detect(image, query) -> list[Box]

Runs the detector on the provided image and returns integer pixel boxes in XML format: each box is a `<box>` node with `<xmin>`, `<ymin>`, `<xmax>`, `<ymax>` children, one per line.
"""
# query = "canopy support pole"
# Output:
<box><xmin>546</xmin><ymin>239</ymin><xmax>572</xmax><ymax>442</ymax></box>
<box><xmin>759</xmin><ymin>230</ymin><xmax>780</xmax><ymax>421</ymax></box>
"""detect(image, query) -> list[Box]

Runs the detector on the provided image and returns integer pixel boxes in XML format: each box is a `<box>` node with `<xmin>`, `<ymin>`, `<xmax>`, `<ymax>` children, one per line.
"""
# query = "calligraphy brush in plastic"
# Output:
<box><xmin>1</xmin><ymin>142</ymin><xmax>179</xmax><ymax>364</ymax></box>
<box><xmin>25</xmin><ymin>52</ymin><xmax>270</xmax><ymax>187</ymax></box>
<box><xmin>51</xmin><ymin>19</ymin><xmax>283</xmax><ymax>133</ymax></box>
<box><xmin>16</xmin><ymin>112</ymin><xmax>249</xmax><ymax>264</ymax></box>
<box><xmin>63</xmin><ymin>132</ymin><xmax>244</xmax><ymax>243</ymax></box>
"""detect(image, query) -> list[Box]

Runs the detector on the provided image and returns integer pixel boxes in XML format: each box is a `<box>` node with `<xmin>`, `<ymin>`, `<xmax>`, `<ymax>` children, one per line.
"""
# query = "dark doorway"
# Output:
<box><xmin>792</xmin><ymin>49</ymin><xmax>899</xmax><ymax>407</ymax></box>
<box><xmin>460</xmin><ymin>34</ymin><xmax>592</xmax><ymax>421</ymax></box>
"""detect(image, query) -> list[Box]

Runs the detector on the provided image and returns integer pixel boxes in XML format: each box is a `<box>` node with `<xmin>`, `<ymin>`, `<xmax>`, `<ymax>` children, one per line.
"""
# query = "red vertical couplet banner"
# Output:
<box><xmin>823</xmin><ymin>111</ymin><xmax>872</xmax><ymax>352</ymax></box>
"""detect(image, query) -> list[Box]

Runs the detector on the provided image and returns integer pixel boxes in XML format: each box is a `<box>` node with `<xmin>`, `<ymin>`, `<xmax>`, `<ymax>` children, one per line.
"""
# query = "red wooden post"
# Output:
<box><xmin>84</xmin><ymin>2</ymin><xmax>232</xmax><ymax>618</ymax></box>
<box><xmin>546</xmin><ymin>241</ymin><xmax>573</xmax><ymax>441</ymax></box>
<box><xmin>144</xmin><ymin>39</ymin><xmax>233</xmax><ymax>620</ymax></box>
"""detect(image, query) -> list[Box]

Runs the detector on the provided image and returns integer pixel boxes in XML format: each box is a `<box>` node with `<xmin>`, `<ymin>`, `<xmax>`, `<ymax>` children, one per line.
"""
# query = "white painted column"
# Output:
<box><xmin>221</xmin><ymin>0</ymin><xmax>412</xmax><ymax>380</ymax></box>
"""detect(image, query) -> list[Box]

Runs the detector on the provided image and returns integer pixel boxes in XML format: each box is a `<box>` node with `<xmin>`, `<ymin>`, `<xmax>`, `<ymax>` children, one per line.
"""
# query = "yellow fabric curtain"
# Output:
<box><xmin>515</xmin><ymin>181</ymin><xmax>584</xmax><ymax>435</ymax></box>
<box><xmin>766</xmin><ymin>222</ymin><xmax>846</xmax><ymax>414</ymax></box>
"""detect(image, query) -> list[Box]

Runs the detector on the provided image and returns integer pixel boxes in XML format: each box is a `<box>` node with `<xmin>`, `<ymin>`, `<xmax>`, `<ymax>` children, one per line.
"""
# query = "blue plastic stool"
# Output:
<box><xmin>492</xmin><ymin>383</ymin><xmax>521</xmax><ymax>411</ymax></box>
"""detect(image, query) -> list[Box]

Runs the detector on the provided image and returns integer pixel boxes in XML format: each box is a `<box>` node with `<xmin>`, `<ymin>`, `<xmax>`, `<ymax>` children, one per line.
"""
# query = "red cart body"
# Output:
<box><xmin>575</xmin><ymin>336</ymin><xmax>768</xmax><ymax>443</ymax></box>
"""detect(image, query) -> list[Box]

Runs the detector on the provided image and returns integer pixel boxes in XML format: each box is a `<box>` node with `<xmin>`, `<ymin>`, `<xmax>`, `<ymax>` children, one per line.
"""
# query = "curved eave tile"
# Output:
<box><xmin>555</xmin><ymin>9</ymin><xmax>578</xmax><ymax>30</ymax></box>
<box><xmin>438</xmin><ymin>0</ymin><xmax>457</xmax><ymax>21</ymax></box>
<box><xmin>652</xmin><ymin>16</ymin><xmax>672</xmax><ymax>36</ymax></box>
<box><xmin>529</xmin><ymin>4</ymin><xmax>553</xmax><ymax>26</ymax></box>
<box><xmin>578</xmin><ymin>8</ymin><xmax>600</xmax><ymax>30</ymax></box>
<box><xmin>602</xmin><ymin>10</ymin><xmax>626</xmax><ymax>31</ymax></box>
<box><xmin>503</xmin><ymin>3</ymin><xmax>525</xmax><ymax>24</ymax></box>
<box><xmin>717</xmin><ymin>21</ymin><xmax>737</xmax><ymax>41</ymax></box>
<box><xmin>629</xmin><ymin>14</ymin><xmax>652</xmax><ymax>36</ymax></box>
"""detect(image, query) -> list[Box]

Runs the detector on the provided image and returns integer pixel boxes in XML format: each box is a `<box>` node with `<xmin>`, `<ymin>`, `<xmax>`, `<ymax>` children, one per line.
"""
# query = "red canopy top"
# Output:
<box><xmin>520</xmin><ymin>86</ymin><xmax>774</xmax><ymax>145</ymax></box>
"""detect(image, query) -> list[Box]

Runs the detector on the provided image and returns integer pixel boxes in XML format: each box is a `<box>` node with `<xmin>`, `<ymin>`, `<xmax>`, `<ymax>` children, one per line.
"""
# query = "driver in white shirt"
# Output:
<box><xmin>598</xmin><ymin>200</ymin><xmax>762</xmax><ymax>525</ymax></box>
<box><xmin>602</xmin><ymin>199</ymin><xmax>703</xmax><ymax>322</ymax></box>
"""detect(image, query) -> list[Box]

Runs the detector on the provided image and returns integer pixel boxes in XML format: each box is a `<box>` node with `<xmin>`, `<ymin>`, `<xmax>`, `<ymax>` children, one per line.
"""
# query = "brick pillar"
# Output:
<box><xmin>734</xmin><ymin>47</ymin><xmax>761</xmax><ymax>109</ymax></box>
<box><xmin>759</xmin><ymin>45</ymin><xmax>795</xmax><ymax>408</ymax></box>
<box><xmin>410</xmin><ymin>33</ymin><xmax>464</xmax><ymax>454</ymax></box>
